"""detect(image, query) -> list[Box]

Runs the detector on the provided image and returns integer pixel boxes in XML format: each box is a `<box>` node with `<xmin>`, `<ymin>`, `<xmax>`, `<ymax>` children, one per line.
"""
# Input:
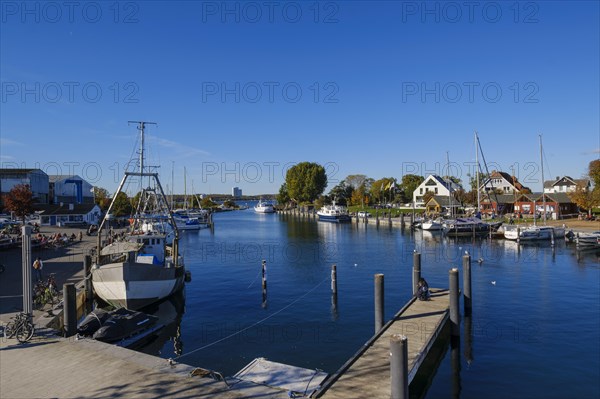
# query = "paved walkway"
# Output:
<box><xmin>0</xmin><ymin>334</ymin><xmax>293</xmax><ymax>399</ymax></box>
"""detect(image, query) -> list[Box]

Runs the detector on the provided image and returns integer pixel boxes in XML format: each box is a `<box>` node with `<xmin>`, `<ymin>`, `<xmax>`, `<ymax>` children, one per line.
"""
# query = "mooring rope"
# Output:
<box><xmin>173</xmin><ymin>275</ymin><xmax>330</xmax><ymax>362</ymax></box>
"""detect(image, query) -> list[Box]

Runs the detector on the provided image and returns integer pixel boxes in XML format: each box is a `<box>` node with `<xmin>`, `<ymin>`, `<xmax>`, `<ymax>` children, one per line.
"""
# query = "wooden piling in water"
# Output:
<box><xmin>331</xmin><ymin>264</ymin><xmax>337</xmax><ymax>295</ymax></box>
<box><xmin>412</xmin><ymin>251</ymin><xmax>421</xmax><ymax>296</ymax></box>
<box><xmin>374</xmin><ymin>274</ymin><xmax>384</xmax><ymax>333</ymax></box>
<box><xmin>390</xmin><ymin>334</ymin><xmax>409</xmax><ymax>399</ymax></box>
<box><xmin>63</xmin><ymin>283</ymin><xmax>77</xmax><ymax>337</ymax></box>
<box><xmin>449</xmin><ymin>268</ymin><xmax>460</xmax><ymax>337</ymax></box>
<box><xmin>262</xmin><ymin>260</ymin><xmax>267</xmax><ymax>308</ymax></box>
<box><xmin>462</xmin><ymin>252</ymin><xmax>472</xmax><ymax>316</ymax></box>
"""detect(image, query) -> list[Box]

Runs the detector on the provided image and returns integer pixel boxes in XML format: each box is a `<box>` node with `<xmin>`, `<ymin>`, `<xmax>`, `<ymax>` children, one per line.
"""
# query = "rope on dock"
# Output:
<box><xmin>172</xmin><ymin>275</ymin><xmax>330</xmax><ymax>362</ymax></box>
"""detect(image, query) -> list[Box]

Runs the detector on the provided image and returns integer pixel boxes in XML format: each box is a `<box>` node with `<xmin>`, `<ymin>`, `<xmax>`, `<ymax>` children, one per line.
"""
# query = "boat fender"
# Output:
<box><xmin>185</xmin><ymin>270</ymin><xmax>192</xmax><ymax>283</ymax></box>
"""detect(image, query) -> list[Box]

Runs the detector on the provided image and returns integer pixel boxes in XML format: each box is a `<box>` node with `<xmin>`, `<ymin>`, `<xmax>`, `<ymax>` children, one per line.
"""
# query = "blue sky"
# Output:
<box><xmin>1</xmin><ymin>1</ymin><xmax>598</xmax><ymax>196</ymax></box>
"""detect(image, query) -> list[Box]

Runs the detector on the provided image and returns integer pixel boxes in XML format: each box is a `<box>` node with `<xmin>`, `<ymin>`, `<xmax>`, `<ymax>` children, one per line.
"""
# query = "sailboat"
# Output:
<box><xmin>504</xmin><ymin>135</ymin><xmax>565</xmax><ymax>241</ymax></box>
<box><xmin>92</xmin><ymin>121</ymin><xmax>188</xmax><ymax>310</ymax></box>
<box><xmin>442</xmin><ymin>134</ymin><xmax>500</xmax><ymax>237</ymax></box>
<box><xmin>172</xmin><ymin>167</ymin><xmax>210</xmax><ymax>230</ymax></box>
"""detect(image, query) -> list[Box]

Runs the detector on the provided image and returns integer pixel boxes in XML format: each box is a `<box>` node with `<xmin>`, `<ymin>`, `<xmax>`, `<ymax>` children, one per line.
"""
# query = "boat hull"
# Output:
<box><xmin>505</xmin><ymin>226</ymin><xmax>565</xmax><ymax>241</ymax></box>
<box><xmin>317</xmin><ymin>214</ymin><xmax>351</xmax><ymax>223</ymax></box>
<box><xmin>92</xmin><ymin>261</ymin><xmax>185</xmax><ymax>310</ymax></box>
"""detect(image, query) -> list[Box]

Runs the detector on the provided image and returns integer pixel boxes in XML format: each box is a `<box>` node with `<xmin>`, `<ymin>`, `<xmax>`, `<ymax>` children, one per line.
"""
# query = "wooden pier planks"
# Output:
<box><xmin>319</xmin><ymin>288</ymin><xmax>449</xmax><ymax>398</ymax></box>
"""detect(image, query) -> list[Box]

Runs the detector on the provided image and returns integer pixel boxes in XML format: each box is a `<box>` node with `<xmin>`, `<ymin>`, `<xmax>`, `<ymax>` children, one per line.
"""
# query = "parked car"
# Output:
<box><xmin>357</xmin><ymin>211</ymin><xmax>371</xmax><ymax>218</ymax></box>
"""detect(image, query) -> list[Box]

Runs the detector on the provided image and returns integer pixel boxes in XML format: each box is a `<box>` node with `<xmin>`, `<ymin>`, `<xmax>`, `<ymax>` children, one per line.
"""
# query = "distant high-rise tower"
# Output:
<box><xmin>232</xmin><ymin>187</ymin><xmax>242</xmax><ymax>198</ymax></box>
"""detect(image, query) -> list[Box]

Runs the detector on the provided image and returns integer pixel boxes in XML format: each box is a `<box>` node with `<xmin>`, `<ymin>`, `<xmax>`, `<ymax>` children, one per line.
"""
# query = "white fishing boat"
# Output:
<box><xmin>92</xmin><ymin>121</ymin><xmax>188</xmax><ymax>310</ymax></box>
<box><xmin>317</xmin><ymin>201</ymin><xmax>351</xmax><ymax>223</ymax></box>
<box><xmin>254</xmin><ymin>200</ymin><xmax>275</xmax><ymax>213</ymax></box>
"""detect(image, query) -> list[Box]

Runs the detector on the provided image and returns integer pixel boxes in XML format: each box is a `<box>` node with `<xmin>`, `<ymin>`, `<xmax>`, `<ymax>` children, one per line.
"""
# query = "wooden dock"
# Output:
<box><xmin>317</xmin><ymin>288</ymin><xmax>449</xmax><ymax>398</ymax></box>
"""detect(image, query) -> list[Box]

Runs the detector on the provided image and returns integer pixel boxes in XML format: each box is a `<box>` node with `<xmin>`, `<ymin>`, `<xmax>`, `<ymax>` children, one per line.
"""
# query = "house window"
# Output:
<box><xmin>435</xmin><ymin>188</ymin><xmax>438</xmax><ymax>194</ymax></box>
<box><xmin>420</xmin><ymin>188</ymin><xmax>423</xmax><ymax>194</ymax></box>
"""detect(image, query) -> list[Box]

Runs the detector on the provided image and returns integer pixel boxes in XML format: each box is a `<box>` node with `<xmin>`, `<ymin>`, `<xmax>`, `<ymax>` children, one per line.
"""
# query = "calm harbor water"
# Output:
<box><xmin>140</xmin><ymin>204</ymin><xmax>600</xmax><ymax>398</ymax></box>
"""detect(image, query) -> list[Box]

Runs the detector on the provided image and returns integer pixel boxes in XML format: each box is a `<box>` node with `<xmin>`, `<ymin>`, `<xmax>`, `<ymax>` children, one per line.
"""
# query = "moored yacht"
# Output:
<box><xmin>254</xmin><ymin>200</ymin><xmax>275</xmax><ymax>213</ymax></box>
<box><xmin>317</xmin><ymin>201</ymin><xmax>351</xmax><ymax>223</ymax></box>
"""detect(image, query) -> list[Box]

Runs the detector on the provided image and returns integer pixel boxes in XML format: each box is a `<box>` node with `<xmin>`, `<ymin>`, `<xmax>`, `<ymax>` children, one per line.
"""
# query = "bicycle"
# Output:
<box><xmin>3</xmin><ymin>312</ymin><xmax>35</xmax><ymax>343</ymax></box>
<box><xmin>34</xmin><ymin>273</ymin><xmax>59</xmax><ymax>310</ymax></box>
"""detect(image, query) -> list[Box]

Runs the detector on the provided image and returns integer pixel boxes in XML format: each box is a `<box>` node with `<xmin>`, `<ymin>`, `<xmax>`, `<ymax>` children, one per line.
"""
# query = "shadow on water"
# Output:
<box><xmin>409</xmin><ymin>314</ymin><xmax>475</xmax><ymax>399</ymax></box>
<box><xmin>128</xmin><ymin>289</ymin><xmax>186</xmax><ymax>357</ymax></box>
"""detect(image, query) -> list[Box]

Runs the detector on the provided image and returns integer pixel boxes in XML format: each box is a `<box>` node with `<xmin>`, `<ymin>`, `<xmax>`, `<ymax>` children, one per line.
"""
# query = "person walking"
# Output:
<box><xmin>33</xmin><ymin>257</ymin><xmax>43</xmax><ymax>281</ymax></box>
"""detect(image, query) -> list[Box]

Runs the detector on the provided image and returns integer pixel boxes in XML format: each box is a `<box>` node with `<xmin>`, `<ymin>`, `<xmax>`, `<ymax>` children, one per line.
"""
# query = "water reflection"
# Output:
<box><xmin>135</xmin><ymin>290</ymin><xmax>186</xmax><ymax>357</ymax></box>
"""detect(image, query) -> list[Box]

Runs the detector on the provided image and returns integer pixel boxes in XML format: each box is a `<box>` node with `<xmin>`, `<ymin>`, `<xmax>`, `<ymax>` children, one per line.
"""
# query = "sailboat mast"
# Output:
<box><xmin>184</xmin><ymin>166</ymin><xmax>187</xmax><ymax>209</ymax></box>
<box><xmin>539</xmin><ymin>134</ymin><xmax>546</xmax><ymax>224</ymax></box>
<box><xmin>446</xmin><ymin>151</ymin><xmax>452</xmax><ymax>217</ymax></box>
<box><xmin>475</xmin><ymin>131</ymin><xmax>480</xmax><ymax>213</ymax></box>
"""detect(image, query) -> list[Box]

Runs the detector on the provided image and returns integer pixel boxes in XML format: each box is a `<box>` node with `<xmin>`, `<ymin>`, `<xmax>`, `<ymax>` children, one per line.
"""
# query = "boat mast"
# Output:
<box><xmin>446</xmin><ymin>151</ymin><xmax>452</xmax><ymax>217</ymax></box>
<box><xmin>539</xmin><ymin>134</ymin><xmax>546</xmax><ymax>224</ymax></box>
<box><xmin>475</xmin><ymin>131</ymin><xmax>480</xmax><ymax>215</ymax></box>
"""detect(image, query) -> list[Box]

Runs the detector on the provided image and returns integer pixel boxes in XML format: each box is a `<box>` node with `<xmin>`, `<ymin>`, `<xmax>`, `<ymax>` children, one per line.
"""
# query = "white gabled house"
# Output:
<box><xmin>479</xmin><ymin>170</ymin><xmax>529</xmax><ymax>194</ymax></box>
<box><xmin>413</xmin><ymin>174</ymin><xmax>462</xmax><ymax>206</ymax></box>
<box><xmin>543</xmin><ymin>176</ymin><xmax>591</xmax><ymax>193</ymax></box>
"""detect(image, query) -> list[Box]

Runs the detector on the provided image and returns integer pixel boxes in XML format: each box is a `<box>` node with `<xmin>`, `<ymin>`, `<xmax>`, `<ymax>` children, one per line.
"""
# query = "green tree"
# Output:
<box><xmin>588</xmin><ymin>159</ymin><xmax>600</xmax><ymax>188</ymax></box>
<box><xmin>569</xmin><ymin>186</ymin><xmax>600</xmax><ymax>217</ymax></box>
<box><xmin>201</xmin><ymin>196</ymin><xmax>218</xmax><ymax>209</ymax></box>
<box><xmin>277</xmin><ymin>183</ymin><xmax>290</xmax><ymax>205</ymax></box>
<box><xmin>285</xmin><ymin>162</ymin><xmax>327</xmax><ymax>203</ymax></box>
<box><xmin>400</xmin><ymin>174</ymin><xmax>424</xmax><ymax>202</ymax></box>
<box><xmin>111</xmin><ymin>192</ymin><xmax>133</xmax><ymax>217</ymax></box>
<box><xmin>350</xmin><ymin>183</ymin><xmax>368</xmax><ymax>207</ymax></box>
<box><xmin>93</xmin><ymin>187</ymin><xmax>111</xmax><ymax>210</ymax></box>
<box><xmin>328</xmin><ymin>180</ymin><xmax>353</xmax><ymax>205</ymax></box>
<box><xmin>4</xmin><ymin>184</ymin><xmax>34</xmax><ymax>223</ymax></box>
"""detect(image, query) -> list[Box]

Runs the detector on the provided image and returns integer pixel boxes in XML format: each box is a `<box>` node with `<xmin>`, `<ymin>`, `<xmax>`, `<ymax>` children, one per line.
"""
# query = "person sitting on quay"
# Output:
<box><xmin>416</xmin><ymin>277</ymin><xmax>430</xmax><ymax>301</ymax></box>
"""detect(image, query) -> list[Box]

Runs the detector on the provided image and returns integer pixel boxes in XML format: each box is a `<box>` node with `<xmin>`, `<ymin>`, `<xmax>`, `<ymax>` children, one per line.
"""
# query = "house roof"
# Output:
<box><xmin>33</xmin><ymin>203</ymin><xmax>100</xmax><ymax>216</ymax></box>
<box><xmin>544</xmin><ymin>176</ymin><xmax>590</xmax><ymax>189</ymax></box>
<box><xmin>49</xmin><ymin>175</ymin><xmax>80</xmax><ymax>183</ymax></box>
<box><xmin>480</xmin><ymin>170</ymin><xmax>529</xmax><ymax>192</ymax></box>
<box><xmin>0</xmin><ymin>168</ymin><xmax>46</xmax><ymax>176</ymax></box>
<box><xmin>480</xmin><ymin>194</ymin><xmax>516</xmax><ymax>204</ymax></box>
<box><xmin>514</xmin><ymin>192</ymin><xmax>575</xmax><ymax>204</ymax></box>
<box><xmin>425</xmin><ymin>195</ymin><xmax>461</xmax><ymax>207</ymax></box>
<box><xmin>423</xmin><ymin>175</ymin><xmax>462</xmax><ymax>192</ymax></box>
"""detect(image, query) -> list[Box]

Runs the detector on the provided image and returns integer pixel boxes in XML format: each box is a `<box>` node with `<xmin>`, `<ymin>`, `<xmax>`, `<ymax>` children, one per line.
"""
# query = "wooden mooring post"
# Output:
<box><xmin>412</xmin><ymin>251</ymin><xmax>421</xmax><ymax>296</ymax></box>
<box><xmin>374</xmin><ymin>274</ymin><xmax>384</xmax><ymax>333</ymax></box>
<box><xmin>462</xmin><ymin>252</ymin><xmax>472</xmax><ymax>316</ymax></box>
<box><xmin>331</xmin><ymin>264</ymin><xmax>338</xmax><ymax>320</ymax></box>
<box><xmin>261</xmin><ymin>260</ymin><xmax>267</xmax><ymax>308</ymax></box>
<box><xmin>390</xmin><ymin>334</ymin><xmax>409</xmax><ymax>399</ymax></box>
<box><xmin>63</xmin><ymin>283</ymin><xmax>77</xmax><ymax>337</ymax></box>
<box><xmin>449</xmin><ymin>268</ymin><xmax>460</xmax><ymax>337</ymax></box>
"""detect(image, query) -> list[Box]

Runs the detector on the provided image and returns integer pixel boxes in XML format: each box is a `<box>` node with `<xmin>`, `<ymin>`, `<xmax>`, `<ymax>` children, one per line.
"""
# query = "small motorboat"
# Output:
<box><xmin>92</xmin><ymin>309</ymin><xmax>158</xmax><ymax>342</ymax></box>
<box><xmin>77</xmin><ymin>308</ymin><xmax>123</xmax><ymax>336</ymax></box>
<box><xmin>78</xmin><ymin>308</ymin><xmax>158</xmax><ymax>343</ymax></box>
